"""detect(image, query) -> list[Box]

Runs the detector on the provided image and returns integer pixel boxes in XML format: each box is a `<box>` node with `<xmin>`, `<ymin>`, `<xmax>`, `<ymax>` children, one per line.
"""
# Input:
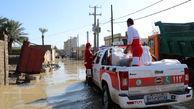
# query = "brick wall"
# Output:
<box><xmin>0</xmin><ymin>34</ymin><xmax>9</xmax><ymax>85</ymax></box>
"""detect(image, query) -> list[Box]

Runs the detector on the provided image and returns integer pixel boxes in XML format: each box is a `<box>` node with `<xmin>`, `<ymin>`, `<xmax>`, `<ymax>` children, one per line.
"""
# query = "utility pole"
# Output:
<box><xmin>96</xmin><ymin>19</ymin><xmax>101</xmax><ymax>51</ymax></box>
<box><xmin>89</xmin><ymin>6</ymin><xmax>101</xmax><ymax>52</ymax></box>
<box><xmin>111</xmin><ymin>5</ymin><xmax>114</xmax><ymax>45</ymax></box>
<box><xmin>77</xmin><ymin>34</ymin><xmax>79</xmax><ymax>60</ymax></box>
<box><xmin>87</xmin><ymin>31</ymin><xmax>89</xmax><ymax>43</ymax></box>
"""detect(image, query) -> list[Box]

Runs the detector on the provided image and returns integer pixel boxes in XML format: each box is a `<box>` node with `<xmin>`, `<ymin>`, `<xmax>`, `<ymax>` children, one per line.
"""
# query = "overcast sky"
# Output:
<box><xmin>0</xmin><ymin>0</ymin><xmax>193</xmax><ymax>49</ymax></box>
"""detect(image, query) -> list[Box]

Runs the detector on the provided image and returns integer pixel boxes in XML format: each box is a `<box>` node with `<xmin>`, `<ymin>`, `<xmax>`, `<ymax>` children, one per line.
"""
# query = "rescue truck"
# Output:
<box><xmin>91</xmin><ymin>46</ymin><xmax>193</xmax><ymax>109</ymax></box>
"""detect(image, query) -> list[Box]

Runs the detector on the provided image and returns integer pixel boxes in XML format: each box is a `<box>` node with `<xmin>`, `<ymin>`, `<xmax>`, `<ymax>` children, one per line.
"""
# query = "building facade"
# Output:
<box><xmin>78</xmin><ymin>44</ymin><xmax>86</xmax><ymax>60</ymax></box>
<box><xmin>64</xmin><ymin>37</ymin><xmax>78</xmax><ymax>58</ymax></box>
<box><xmin>104</xmin><ymin>33</ymin><xmax>148</xmax><ymax>46</ymax></box>
<box><xmin>104</xmin><ymin>33</ymin><xmax>127</xmax><ymax>46</ymax></box>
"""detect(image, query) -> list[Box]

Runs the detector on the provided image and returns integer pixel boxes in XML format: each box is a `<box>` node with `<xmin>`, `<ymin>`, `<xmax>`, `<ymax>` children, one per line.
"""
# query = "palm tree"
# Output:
<box><xmin>39</xmin><ymin>28</ymin><xmax>48</xmax><ymax>45</ymax></box>
<box><xmin>0</xmin><ymin>17</ymin><xmax>7</xmax><ymax>25</ymax></box>
<box><xmin>0</xmin><ymin>17</ymin><xmax>8</xmax><ymax>35</ymax></box>
<box><xmin>2</xmin><ymin>20</ymin><xmax>28</xmax><ymax>52</ymax></box>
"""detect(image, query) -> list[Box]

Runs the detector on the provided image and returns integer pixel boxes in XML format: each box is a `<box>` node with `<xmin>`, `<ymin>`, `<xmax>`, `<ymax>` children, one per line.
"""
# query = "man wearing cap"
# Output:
<box><xmin>124</xmin><ymin>18</ymin><xmax>143</xmax><ymax>66</ymax></box>
<box><xmin>84</xmin><ymin>43</ymin><xmax>93</xmax><ymax>81</ymax></box>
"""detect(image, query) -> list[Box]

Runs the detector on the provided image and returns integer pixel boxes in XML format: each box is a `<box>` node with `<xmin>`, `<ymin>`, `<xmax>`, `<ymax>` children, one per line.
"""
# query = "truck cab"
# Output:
<box><xmin>148</xmin><ymin>34</ymin><xmax>160</xmax><ymax>60</ymax></box>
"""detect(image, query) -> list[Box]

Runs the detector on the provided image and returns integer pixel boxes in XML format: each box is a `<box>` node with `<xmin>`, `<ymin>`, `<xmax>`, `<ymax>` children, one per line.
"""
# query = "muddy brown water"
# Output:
<box><xmin>0</xmin><ymin>59</ymin><xmax>193</xmax><ymax>109</ymax></box>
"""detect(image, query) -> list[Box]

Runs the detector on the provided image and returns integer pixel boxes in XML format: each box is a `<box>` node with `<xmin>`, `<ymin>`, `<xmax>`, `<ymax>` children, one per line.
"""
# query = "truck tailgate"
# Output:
<box><xmin>128</xmin><ymin>64</ymin><xmax>186</xmax><ymax>95</ymax></box>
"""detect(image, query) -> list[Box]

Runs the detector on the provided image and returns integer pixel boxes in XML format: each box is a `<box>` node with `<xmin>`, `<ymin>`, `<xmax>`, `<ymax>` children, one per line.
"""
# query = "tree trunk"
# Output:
<box><xmin>42</xmin><ymin>35</ymin><xmax>44</xmax><ymax>45</ymax></box>
<box><xmin>8</xmin><ymin>39</ymin><xmax>13</xmax><ymax>53</ymax></box>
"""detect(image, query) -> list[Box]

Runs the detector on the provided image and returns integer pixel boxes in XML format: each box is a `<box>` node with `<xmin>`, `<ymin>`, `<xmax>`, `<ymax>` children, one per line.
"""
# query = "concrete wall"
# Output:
<box><xmin>43</xmin><ymin>50</ymin><xmax>51</xmax><ymax>64</ymax></box>
<box><xmin>0</xmin><ymin>34</ymin><xmax>9</xmax><ymax>85</ymax></box>
<box><xmin>104</xmin><ymin>33</ymin><xmax>127</xmax><ymax>46</ymax></box>
<box><xmin>51</xmin><ymin>49</ymin><xmax>55</xmax><ymax>62</ymax></box>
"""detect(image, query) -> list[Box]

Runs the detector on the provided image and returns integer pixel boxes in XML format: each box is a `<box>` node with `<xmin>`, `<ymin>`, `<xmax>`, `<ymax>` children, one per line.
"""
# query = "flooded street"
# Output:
<box><xmin>0</xmin><ymin>59</ymin><xmax>102</xmax><ymax>109</ymax></box>
<box><xmin>0</xmin><ymin>59</ymin><xmax>194</xmax><ymax>109</ymax></box>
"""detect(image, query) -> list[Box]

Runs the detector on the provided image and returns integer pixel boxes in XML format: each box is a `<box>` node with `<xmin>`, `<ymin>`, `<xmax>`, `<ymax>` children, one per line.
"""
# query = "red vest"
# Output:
<box><xmin>84</xmin><ymin>48</ymin><xmax>93</xmax><ymax>69</ymax></box>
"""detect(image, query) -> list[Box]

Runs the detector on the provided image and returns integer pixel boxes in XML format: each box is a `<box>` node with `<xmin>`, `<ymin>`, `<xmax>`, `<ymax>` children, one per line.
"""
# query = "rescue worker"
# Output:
<box><xmin>124</xmin><ymin>18</ymin><xmax>143</xmax><ymax>66</ymax></box>
<box><xmin>84</xmin><ymin>43</ymin><xmax>93</xmax><ymax>81</ymax></box>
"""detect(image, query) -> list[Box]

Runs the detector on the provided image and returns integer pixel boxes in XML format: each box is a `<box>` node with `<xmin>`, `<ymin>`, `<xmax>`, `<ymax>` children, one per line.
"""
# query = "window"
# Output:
<box><xmin>102</xmin><ymin>49</ymin><xmax>112</xmax><ymax>65</ymax></box>
<box><xmin>93</xmin><ymin>53</ymin><xmax>97</xmax><ymax>61</ymax></box>
<box><xmin>94</xmin><ymin>50</ymin><xmax>104</xmax><ymax>64</ymax></box>
<box><xmin>148</xmin><ymin>39</ymin><xmax>154</xmax><ymax>47</ymax></box>
<box><xmin>102</xmin><ymin>50</ymin><xmax>108</xmax><ymax>65</ymax></box>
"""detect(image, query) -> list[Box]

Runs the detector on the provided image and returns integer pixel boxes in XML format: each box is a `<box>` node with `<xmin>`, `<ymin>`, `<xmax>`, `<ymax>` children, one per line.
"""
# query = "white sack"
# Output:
<box><xmin>112</xmin><ymin>46</ymin><xmax>152</xmax><ymax>66</ymax></box>
<box><xmin>112</xmin><ymin>47</ymin><xmax>132</xmax><ymax>66</ymax></box>
<box><xmin>151</xmin><ymin>59</ymin><xmax>181</xmax><ymax>66</ymax></box>
<box><xmin>140</xmin><ymin>46</ymin><xmax>152</xmax><ymax>65</ymax></box>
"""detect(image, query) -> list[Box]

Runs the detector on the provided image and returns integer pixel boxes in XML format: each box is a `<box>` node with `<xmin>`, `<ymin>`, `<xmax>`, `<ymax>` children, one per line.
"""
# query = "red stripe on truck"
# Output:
<box><xmin>129</xmin><ymin>75</ymin><xmax>184</xmax><ymax>87</ymax></box>
<box><xmin>100</xmin><ymin>69</ymin><xmax>119</xmax><ymax>90</ymax></box>
<box><xmin>109</xmin><ymin>71</ymin><xmax>119</xmax><ymax>90</ymax></box>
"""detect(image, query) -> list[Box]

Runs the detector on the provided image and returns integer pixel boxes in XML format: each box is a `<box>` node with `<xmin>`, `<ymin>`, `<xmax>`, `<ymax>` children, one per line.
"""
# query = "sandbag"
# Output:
<box><xmin>119</xmin><ymin>57</ymin><xmax>132</xmax><ymax>66</ymax></box>
<box><xmin>112</xmin><ymin>46</ymin><xmax>152</xmax><ymax>66</ymax></box>
<box><xmin>112</xmin><ymin>47</ymin><xmax>132</xmax><ymax>66</ymax></box>
<box><xmin>151</xmin><ymin>59</ymin><xmax>181</xmax><ymax>66</ymax></box>
<box><xmin>140</xmin><ymin>46</ymin><xmax>152</xmax><ymax>65</ymax></box>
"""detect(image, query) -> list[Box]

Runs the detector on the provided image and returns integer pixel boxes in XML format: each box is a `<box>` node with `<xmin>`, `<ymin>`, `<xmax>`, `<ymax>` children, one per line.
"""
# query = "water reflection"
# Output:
<box><xmin>43</xmin><ymin>60</ymin><xmax>86</xmax><ymax>98</ymax></box>
<box><xmin>0</xmin><ymin>84</ymin><xmax>48</xmax><ymax>109</ymax></box>
<box><xmin>0</xmin><ymin>59</ymin><xmax>86</xmax><ymax>109</ymax></box>
<box><xmin>44</xmin><ymin>59</ymin><xmax>85</xmax><ymax>85</ymax></box>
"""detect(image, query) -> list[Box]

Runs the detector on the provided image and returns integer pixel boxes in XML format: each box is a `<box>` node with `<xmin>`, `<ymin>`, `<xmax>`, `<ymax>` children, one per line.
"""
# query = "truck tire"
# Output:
<box><xmin>102</xmin><ymin>85</ymin><xmax>113</xmax><ymax>109</ymax></box>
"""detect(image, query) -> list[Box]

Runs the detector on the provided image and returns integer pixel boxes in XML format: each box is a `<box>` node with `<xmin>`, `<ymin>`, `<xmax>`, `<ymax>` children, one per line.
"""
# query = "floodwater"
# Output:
<box><xmin>0</xmin><ymin>59</ymin><xmax>102</xmax><ymax>109</ymax></box>
<box><xmin>0</xmin><ymin>59</ymin><xmax>194</xmax><ymax>109</ymax></box>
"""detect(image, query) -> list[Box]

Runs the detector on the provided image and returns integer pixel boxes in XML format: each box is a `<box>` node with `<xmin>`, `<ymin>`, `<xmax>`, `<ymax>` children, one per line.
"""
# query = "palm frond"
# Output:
<box><xmin>39</xmin><ymin>28</ymin><xmax>48</xmax><ymax>34</ymax></box>
<box><xmin>0</xmin><ymin>17</ymin><xmax>8</xmax><ymax>25</ymax></box>
<box><xmin>2</xmin><ymin>19</ymin><xmax>28</xmax><ymax>45</ymax></box>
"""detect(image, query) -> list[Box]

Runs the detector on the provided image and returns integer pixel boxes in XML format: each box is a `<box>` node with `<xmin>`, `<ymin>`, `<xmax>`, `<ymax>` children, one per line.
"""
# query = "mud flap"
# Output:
<box><xmin>86</xmin><ymin>69</ymin><xmax>93</xmax><ymax>85</ymax></box>
<box><xmin>86</xmin><ymin>69</ymin><xmax>92</xmax><ymax>78</ymax></box>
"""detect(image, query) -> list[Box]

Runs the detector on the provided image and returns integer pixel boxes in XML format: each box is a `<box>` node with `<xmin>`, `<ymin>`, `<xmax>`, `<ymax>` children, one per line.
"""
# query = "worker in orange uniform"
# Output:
<box><xmin>124</xmin><ymin>18</ymin><xmax>143</xmax><ymax>66</ymax></box>
<box><xmin>84</xmin><ymin>43</ymin><xmax>93</xmax><ymax>82</ymax></box>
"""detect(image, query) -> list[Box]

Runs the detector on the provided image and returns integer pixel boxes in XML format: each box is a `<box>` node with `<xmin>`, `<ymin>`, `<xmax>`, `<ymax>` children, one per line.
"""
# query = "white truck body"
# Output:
<box><xmin>92</xmin><ymin>47</ymin><xmax>192</xmax><ymax>109</ymax></box>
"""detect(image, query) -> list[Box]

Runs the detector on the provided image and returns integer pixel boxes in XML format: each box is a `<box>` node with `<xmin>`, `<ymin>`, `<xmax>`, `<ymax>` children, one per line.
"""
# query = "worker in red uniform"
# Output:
<box><xmin>84</xmin><ymin>43</ymin><xmax>93</xmax><ymax>79</ymax></box>
<box><xmin>124</xmin><ymin>18</ymin><xmax>143</xmax><ymax>66</ymax></box>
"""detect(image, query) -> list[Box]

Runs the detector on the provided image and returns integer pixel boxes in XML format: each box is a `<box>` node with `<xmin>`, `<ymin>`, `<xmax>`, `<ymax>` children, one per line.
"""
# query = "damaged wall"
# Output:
<box><xmin>0</xmin><ymin>33</ymin><xmax>9</xmax><ymax>85</ymax></box>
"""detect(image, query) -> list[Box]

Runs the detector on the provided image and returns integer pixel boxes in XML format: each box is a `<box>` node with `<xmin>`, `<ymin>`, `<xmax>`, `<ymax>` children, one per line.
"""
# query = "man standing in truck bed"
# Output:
<box><xmin>124</xmin><ymin>18</ymin><xmax>143</xmax><ymax>66</ymax></box>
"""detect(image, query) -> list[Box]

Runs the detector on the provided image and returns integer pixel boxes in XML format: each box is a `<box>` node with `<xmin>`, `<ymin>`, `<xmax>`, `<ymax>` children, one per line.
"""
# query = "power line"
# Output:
<box><xmin>99</xmin><ymin>0</ymin><xmax>164</xmax><ymax>26</ymax></box>
<box><xmin>115</xmin><ymin>0</ymin><xmax>164</xmax><ymax>20</ymax></box>
<box><xmin>114</xmin><ymin>0</ymin><xmax>191</xmax><ymax>24</ymax></box>
<box><xmin>115</xmin><ymin>23</ymin><xmax>125</xmax><ymax>30</ymax></box>
<box><xmin>41</xmin><ymin>0</ymin><xmax>163</xmax><ymax>36</ymax></box>
<box><xmin>32</xmin><ymin>0</ymin><xmax>191</xmax><ymax>41</ymax></box>
<box><xmin>45</xmin><ymin>6</ymin><xmax>107</xmax><ymax>38</ymax></box>
<box><xmin>100</xmin><ymin>20</ymin><xmax>111</xmax><ymax>25</ymax></box>
<box><xmin>134</xmin><ymin>0</ymin><xmax>191</xmax><ymax>21</ymax></box>
<box><xmin>46</xmin><ymin>24</ymin><xmax>91</xmax><ymax>37</ymax></box>
<box><xmin>30</xmin><ymin>24</ymin><xmax>92</xmax><ymax>41</ymax></box>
